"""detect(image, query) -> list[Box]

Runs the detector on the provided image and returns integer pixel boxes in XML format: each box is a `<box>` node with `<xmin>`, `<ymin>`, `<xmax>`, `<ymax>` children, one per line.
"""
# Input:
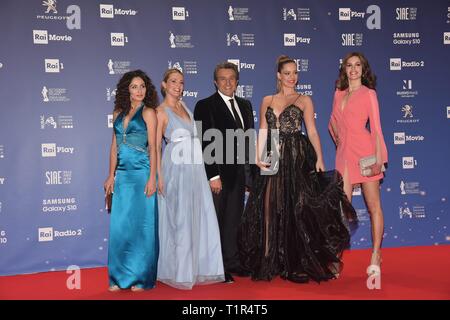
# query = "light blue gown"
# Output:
<box><xmin>157</xmin><ymin>102</ymin><xmax>224</xmax><ymax>289</ymax></box>
<box><xmin>108</xmin><ymin>104</ymin><xmax>158</xmax><ymax>290</ymax></box>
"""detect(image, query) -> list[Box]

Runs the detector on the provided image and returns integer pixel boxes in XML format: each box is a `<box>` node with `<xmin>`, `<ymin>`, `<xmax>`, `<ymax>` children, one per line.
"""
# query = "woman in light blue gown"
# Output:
<box><xmin>156</xmin><ymin>68</ymin><xmax>224</xmax><ymax>289</ymax></box>
<box><xmin>104</xmin><ymin>70</ymin><xmax>159</xmax><ymax>291</ymax></box>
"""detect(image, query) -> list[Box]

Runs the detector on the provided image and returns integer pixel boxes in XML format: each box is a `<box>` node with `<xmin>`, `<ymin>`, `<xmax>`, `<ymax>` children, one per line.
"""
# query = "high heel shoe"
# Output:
<box><xmin>108</xmin><ymin>285</ymin><xmax>121</xmax><ymax>292</ymax></box>
<box><xmin>131</xmin><ymin>285</ymin><xmax>144</xmax><ymax>292</ymax></box>
<box><xmin>286</xmin><ymin>272</ymin><xmax>310</xmax><ymax>284</ymax></box>
<box><xmin>366</xmin><ymin>251</ymin><xmax>382</xmax><ymax>277</ymax></box>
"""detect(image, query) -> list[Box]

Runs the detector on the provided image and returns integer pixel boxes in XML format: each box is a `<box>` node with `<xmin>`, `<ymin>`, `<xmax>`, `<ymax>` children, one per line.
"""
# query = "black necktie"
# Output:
<box><xmin>229</xmin><ymin>99</ymin><xmax>244</xmax><ymax>129</ymax></box>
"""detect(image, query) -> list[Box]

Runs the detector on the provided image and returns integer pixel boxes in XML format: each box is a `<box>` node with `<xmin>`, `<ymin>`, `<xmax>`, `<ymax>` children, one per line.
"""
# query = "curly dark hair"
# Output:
<box><xmin>114</xmin><ymin>69</ymin><xmax>158</xmax><ymax>114</ymax></box>
<box><xmin>336</xmin><ymin>52</ymin><xmax>377</xmax><ymax>90</ymax></box>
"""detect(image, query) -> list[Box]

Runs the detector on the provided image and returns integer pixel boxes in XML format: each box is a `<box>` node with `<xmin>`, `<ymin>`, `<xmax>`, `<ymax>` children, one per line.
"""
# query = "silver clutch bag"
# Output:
<box><xmin>359</xmin><ymin>155</ymin><xmax>385</xmax><ymax>177</ymax></box>
<box><xmin>262</xmin><ymin>151</ymin><xmax>279</xmax><ymax>173</ymax></box>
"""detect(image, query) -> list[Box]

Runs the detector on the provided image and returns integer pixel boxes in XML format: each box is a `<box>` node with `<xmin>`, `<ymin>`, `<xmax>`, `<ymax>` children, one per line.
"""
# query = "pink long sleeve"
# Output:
<box><xmin>367</xmin><ymin>90</ymin><xmax>388</xmax><ymax>164</ymax></box>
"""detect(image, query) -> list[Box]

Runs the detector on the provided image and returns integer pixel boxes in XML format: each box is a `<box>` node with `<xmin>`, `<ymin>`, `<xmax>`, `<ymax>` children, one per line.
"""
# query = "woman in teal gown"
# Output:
<box><xmin>104</xmin><ymin>70</ymin><xmax>159</xmax><ymax>291</ymax></box>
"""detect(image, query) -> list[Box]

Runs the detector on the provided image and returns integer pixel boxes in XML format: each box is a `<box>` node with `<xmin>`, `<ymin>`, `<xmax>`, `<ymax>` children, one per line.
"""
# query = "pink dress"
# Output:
<box><xmin>328</xmin><ymin>85</ymin><xmax>388</xmax><ymax>184</ymax></box>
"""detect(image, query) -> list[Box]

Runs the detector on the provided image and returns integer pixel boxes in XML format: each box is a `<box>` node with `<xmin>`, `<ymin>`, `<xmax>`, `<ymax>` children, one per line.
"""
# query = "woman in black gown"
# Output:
<box><xmin>239</xmin><ymin>56</ymin><xmax>357</xmax><ymax>283</ymax></box>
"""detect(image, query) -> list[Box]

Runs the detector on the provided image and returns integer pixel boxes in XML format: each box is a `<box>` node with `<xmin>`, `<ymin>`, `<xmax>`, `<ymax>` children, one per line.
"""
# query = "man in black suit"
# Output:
<box><xmin>194</xmin><ymin>62</ymin><xmax>255</xmax><ymax>283</ymax></box>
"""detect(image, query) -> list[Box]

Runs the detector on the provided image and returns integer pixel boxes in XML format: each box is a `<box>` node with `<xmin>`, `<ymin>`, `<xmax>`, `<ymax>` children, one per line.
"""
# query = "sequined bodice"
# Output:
<box><xmin>266</xmin><ymin>105</ymin><xmax>303</xmax><ymax>135</ymax></box>
<box><xmin>114</xmin><ymin>104</ymin><xmax>148</xmax><ymax>153</ymax></box>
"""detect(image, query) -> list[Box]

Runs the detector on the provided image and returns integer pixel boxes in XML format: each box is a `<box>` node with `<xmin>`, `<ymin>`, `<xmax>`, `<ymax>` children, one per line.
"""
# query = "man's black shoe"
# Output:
<box><xmin>228</xmin><ymin>268</ymin><xmax>251</xmax><ymax>277</ymax></box>
<box><xmin>223</xmin><ymin>272</ymin><xmax>234</xmax><ymax>283</ymax></box>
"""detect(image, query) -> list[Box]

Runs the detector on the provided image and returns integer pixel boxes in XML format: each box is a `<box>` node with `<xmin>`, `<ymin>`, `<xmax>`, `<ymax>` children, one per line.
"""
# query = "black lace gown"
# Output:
<box><xmin>238</xmin><ymin>104</ymin><xmax>357</xmax><ymax>283</ymax></box>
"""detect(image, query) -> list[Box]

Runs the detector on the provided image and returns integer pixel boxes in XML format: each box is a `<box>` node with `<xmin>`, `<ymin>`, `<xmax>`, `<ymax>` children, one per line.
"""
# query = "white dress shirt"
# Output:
<box><xmin>210</xmin><ymin>91</ymin><xmax>245</xmax><ymax>181</ymax></box>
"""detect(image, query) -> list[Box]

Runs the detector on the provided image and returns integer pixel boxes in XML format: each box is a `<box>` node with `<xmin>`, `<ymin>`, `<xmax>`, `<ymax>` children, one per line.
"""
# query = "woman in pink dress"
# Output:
<box><xmin>328</xmin><ymin>52</ymin><xmax>388</xmax><ymax>278</ymax></box>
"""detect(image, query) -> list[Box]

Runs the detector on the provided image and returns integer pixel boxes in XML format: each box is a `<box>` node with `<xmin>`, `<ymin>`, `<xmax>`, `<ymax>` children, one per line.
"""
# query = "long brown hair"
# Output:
<box><xmin>276</xmin><ymin>55</ymin><xmax>297</xmax><ymax>92</ymax></box>
<box><xmin>336</xmin><ymin>52</ymin><xmax>376</xmax><ymax>90</ymax></box>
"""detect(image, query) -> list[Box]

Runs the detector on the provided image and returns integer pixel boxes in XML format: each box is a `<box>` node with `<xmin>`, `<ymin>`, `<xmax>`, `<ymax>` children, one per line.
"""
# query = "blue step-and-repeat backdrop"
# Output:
<box><xmin>0</xmin><ymin>0</ymin><xmax>449</xmax><ymax>276</ymax></box>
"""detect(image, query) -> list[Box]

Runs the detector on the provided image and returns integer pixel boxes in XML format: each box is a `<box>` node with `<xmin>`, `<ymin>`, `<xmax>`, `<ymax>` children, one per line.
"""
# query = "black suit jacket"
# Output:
<box><xmin>194</xmin><ymin>92</ymin><xmax>255</xmax><ymax>187</ymax></box>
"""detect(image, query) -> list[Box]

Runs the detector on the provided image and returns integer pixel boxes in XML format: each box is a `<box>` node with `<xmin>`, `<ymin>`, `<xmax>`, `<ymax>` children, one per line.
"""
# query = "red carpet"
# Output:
<box><xmin>1</xmin><ymin>246</ymin><xmax>449</xmax><ymax>300</ymax></box>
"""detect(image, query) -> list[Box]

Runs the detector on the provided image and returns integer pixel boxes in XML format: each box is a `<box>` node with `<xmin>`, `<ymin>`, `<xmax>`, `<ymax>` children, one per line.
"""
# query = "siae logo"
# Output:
<box><xmin>341</xmin><ymin>33</ymin><xmax>363</xmax><ymax>46</ymax></box>
<box><xmin>396</xmin><ymin>7</ymin><xmax>417</xmax><ymax>20</ymax></box>
<box><xmin>45</xmin><ymin>170</ymin><xmax>72</xmax><ymax>185</ymax></box>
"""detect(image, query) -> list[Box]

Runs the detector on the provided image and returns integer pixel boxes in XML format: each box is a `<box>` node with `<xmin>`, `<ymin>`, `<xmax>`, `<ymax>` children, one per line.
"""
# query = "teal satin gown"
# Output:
<box><xmin>108</xmin><ymin>104</ymin><xmax>158</xmax><ymax>289</ymax></box>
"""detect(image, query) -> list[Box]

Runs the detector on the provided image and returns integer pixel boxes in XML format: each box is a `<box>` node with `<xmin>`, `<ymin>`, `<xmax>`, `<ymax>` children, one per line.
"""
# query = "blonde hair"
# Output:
<box><xmin>161</xmin><ymin>68</ymin><xmax>183</xmax><ymax>97</ymax></box>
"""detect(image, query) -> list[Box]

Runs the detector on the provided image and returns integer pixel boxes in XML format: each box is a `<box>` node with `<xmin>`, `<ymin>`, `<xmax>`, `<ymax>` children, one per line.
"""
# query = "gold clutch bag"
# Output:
<box><xmin>359</xmin><ymin>155</ymin><xmax>385</xmax><ymax>177</ymax></box>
